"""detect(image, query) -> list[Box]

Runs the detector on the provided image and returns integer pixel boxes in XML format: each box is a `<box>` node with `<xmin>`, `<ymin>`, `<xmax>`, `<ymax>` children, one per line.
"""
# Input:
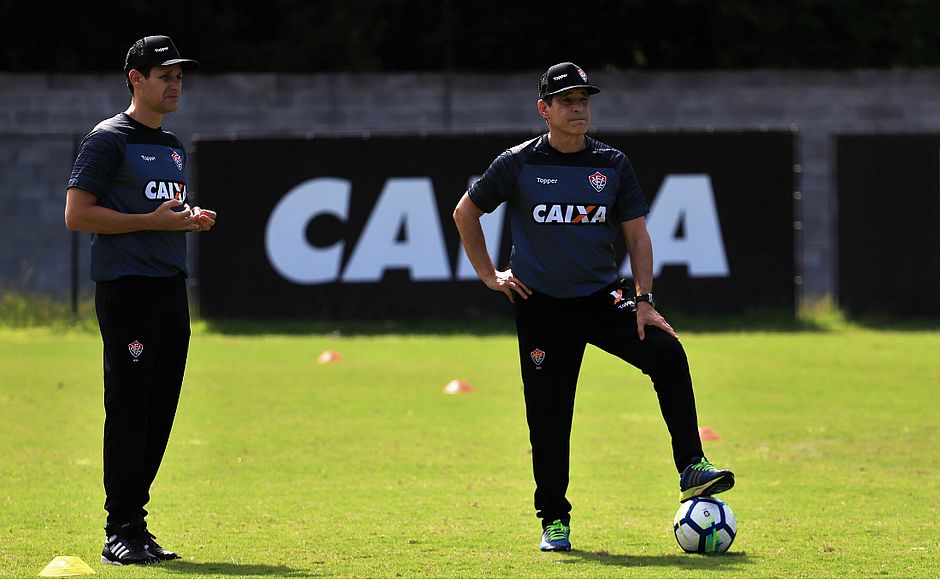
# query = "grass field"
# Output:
<box><xmin>1</xmin><ymin>316</ymin><xmax>938</xmax><ymax>578</ymax></box>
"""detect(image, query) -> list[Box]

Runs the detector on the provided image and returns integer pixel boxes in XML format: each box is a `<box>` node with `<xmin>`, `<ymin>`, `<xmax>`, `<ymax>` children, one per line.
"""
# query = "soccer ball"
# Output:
<box><xmin>673</xmin><ymin>496</ymin><xmax>736</xmax><ymax>553</ymax></box>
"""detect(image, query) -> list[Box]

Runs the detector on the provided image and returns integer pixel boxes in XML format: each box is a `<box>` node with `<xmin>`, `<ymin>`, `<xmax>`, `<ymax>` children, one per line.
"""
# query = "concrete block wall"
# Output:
<box><xmin>4</xmin><ymin>69</ymin><xmax>940</xmax><ymax>308</ymax></box>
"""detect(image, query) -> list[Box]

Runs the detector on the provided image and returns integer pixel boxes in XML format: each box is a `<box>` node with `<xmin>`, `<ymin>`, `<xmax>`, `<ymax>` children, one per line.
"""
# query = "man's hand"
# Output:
<box><xmin>190</xmin><ymin>206</ymin><xmax>217</xmax><ymax>232</ymax></box>
<box><xmin>485</xmin><ymin>269</ymin><xmax>532</xmax><ymax>303</ymax></box>
<box><xmin>636</xmin><ymin>302</ymin><xmax>677</xmax><ymax>340</ymax></box>
<box><xmin>149</xmin><ymin>199</ymin><xmax>196</xmax><ymax>231</ymax></box>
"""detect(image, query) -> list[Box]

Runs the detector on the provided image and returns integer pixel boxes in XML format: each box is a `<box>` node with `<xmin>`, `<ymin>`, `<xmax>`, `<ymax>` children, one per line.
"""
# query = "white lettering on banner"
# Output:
<box><xmin>456</xmin><ymin>176</ymin><xmax>506</xmax><ymax>280</ymax></box>
<box><xmin>265</xmin><ymin>177</ymin><xmax>350</xmax><ymax>283</ymax></box>
<box><xmin>264</xmin><ymin>173</ymin><xmax>731</xmax><ymax>285</ymax></box>
<box><xmin>342</xmin><ymin>178</ymin><xmax>451</xmax><ymax>282</ymax></box>
<box><xmin>621</xmin><ymin>174</ymin><xmax>729</xmax><ymax>277</ymax></box>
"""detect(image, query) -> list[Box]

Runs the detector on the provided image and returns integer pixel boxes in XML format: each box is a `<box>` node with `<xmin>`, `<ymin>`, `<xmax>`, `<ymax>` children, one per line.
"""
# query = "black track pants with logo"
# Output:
<box><xmin>514</xmin><ymin>282</ymin><xmax>704</xmax><ymax>528</ymax></box>
<box><xmin>95</xmin><ymin>274</ymin><xmax>190</xmax><ymax>535</ymax></box>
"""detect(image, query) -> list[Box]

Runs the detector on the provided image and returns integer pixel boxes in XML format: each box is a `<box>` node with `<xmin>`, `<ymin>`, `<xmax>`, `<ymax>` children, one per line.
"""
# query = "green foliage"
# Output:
<box><xmin>0</xmin><ymin>292</ymin><xmax>97</xmax><ymax>332</ymax></box>
<box><xmin>1</xmin><ymin>325</ymin><xmax>938</xmax><ymax>577</ymax></box>
<box><xmin>6</xmin><ymin>1</ymin><xmax>940</xmax><ymax>72</ymax></box>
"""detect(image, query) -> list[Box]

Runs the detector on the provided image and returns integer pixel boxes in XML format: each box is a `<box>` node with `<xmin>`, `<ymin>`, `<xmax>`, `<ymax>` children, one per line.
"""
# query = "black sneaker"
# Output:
<box><xmin>142</xmin><ymin>530</ymin><xmax>181</xmax><ymax>560</ymax></box>
<box><xmin>101</xmin><ymin>533</ymin><xmax>159</xmax><ymax>565</ymax></box>
<box><xmin>679</xmin><ymin>457</ymin><xmax>735</xmax><ymax>502</ymax></box>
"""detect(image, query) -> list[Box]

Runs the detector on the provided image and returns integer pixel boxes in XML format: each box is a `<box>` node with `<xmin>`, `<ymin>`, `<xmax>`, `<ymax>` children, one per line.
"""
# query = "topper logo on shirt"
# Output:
<box><xmin>144</xmin><ymin>180</ymin><xmax>188</xmax><ymax>202</ymax></box>
<box><xmin>171</xmin><ymin>150</ymin><xmax>183</xmax><ymax>171</ymax></box>
<box><xmin>588</xmin><ymin>171</ymin><xmax>607</xmax><ymax>192</ymax></box>
<box><xmin>532</xmin><ymin>203</ymin><xmax>607</xmax><ymax>224</ymax></box>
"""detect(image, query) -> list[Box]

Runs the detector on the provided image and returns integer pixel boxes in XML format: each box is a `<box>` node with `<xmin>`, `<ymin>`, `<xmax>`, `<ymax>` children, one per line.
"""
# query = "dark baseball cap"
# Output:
<box><xmin>124</xmin><ymin>35</ymin><xmax>199</xmax><ymax>72</ymax></box>
<box><xmin>538</xmin><ymin>62</ymin><xmax>600</xmax><ymax>99</ymax></box>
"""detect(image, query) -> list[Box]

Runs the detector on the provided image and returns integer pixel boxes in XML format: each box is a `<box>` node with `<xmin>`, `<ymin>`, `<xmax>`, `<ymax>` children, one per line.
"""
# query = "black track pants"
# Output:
<box><xmin>95</xmin><ymin>274</ymin><xmax>190</xmax><ymax>535</ymax></box>
<box><xmin>514</xmin><ymin>281</ymin><xmax>704</xmax><ymax>527</ymax></box>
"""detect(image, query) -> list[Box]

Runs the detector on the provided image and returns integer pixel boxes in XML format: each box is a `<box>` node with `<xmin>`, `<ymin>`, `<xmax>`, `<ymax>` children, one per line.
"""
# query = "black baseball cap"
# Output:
<box><xmin>538</xmin><ymin>62</ymin><xmax>600</xmax><ymax>100</ymax></box>
<box><xmin>124</xmin><ymin>35</ymin><xmax>199</xmax><ymax>72</ymax></box>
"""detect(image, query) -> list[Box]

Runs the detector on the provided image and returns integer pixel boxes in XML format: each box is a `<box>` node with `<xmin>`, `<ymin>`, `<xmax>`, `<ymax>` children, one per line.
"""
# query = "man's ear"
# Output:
<box><xmin>537</xmin><ymin>98</ymin><xmax>549</xmax><ymax>119</ymax></box>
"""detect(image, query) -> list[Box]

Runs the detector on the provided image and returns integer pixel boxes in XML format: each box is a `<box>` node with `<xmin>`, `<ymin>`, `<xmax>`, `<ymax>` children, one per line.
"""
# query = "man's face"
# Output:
<box><xmin>540</xmin><ymin>88</ymin><xmax>591</xmax><ymax>136</ymax></box>
<box><xmin>132</xmin><ymin>64</ymin><xmax>184</xmax><ymax>114</ymax></box>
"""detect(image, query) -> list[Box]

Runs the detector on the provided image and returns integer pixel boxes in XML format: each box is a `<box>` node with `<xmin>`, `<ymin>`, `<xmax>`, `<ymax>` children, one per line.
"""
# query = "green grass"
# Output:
<box><xmin>1</xmin><ymin>320</ymin><xmax>939</xmax><ymax>578</ymax></box>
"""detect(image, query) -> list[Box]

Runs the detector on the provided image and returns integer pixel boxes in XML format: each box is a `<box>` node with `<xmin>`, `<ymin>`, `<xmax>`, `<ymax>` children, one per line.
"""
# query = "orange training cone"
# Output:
<box><xmin>443</xmin><ymin>379</ymin><xmax>474</xmax><ymax>394</ymax></box>
<box><xmin>317</xmin><ymin>350</ymin><xmax>343</xmax><ymax>364</ymax></box>
<box><xmin>698</xmin><ymin>426</ymin><xmax>721</xmax><ymax>441</ymax></box>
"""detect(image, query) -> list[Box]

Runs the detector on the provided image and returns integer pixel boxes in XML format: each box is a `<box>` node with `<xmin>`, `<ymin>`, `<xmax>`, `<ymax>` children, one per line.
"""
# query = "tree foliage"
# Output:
<box><xmin>4</xmin><ymin>0</ymin><xmax>940</xmax><ymax>72</ymax></box>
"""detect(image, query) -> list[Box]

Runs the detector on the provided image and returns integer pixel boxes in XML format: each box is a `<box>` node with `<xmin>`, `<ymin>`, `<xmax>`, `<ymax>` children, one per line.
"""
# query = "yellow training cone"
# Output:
<box><xmin>39</xmin><ymin>556</ymin><xmax>96</xmax><ymax>577</ymax></box>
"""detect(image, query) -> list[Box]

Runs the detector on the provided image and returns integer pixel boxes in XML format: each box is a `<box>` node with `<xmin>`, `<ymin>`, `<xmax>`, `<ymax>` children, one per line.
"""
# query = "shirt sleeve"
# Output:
<box><xmin>67</xmin><ymin>129</ymin><xmax>124</xmax><ymax>201</ymax></box>
<box><xmin>467</xmin><ymin>149</ymin><xmax>520</xmax><ymax>214</ymax></box>
<box><xmin>614</xmin><ymin>154</ymin><xmax>649</xmax><ymax>221</ymax></box>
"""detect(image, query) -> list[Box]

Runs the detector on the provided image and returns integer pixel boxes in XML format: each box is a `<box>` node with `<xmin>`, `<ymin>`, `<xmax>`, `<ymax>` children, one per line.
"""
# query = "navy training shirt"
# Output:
<box><xmin>468</xmin><ymin>135</ymin><xmax>649</xmax><ymax>298</ymax></box>
<box><xmin>68</xmin><ymin>113</ymin><xmax>190</xmax><ymax>282</ymax></box>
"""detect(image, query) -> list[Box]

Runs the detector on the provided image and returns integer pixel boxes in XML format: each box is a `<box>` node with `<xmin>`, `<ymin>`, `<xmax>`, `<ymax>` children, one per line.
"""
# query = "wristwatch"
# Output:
<box><xmin>635</xmin><ymin>293</ymin><xmax>655</xmax><ymax>307</ymax></box>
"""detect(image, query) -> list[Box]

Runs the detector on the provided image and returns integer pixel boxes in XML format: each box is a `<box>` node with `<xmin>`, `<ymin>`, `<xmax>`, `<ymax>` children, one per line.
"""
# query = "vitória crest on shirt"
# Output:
<box><xmin>588</xmin><ymin>171</ymin><xmax>607</xmax><ymax>192</ymax></box>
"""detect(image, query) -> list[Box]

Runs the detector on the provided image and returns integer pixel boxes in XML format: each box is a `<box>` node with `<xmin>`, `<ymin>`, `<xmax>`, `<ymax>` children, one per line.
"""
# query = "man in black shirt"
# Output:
<box><xmin>454</xmin><ymin>62</ymin><xmax>735</xmax><ymax>551</ymax></box>
<box><xmin>65</xmin><ymin>35</ymin><xmax>215</xmax><ymax>565</ymax></box>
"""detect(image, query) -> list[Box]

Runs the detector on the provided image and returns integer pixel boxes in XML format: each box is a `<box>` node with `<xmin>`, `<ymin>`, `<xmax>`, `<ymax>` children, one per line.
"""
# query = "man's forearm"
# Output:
<box><xmin>454</xmin><ymin>209</ymin><xmax>496</xmax><ymax>284</ymax></box>
<box><xmin>629</xmin><ymin>236</ymin><xmax>653</xmax><ymax>294</ymax></box>
<box><xmin>65</xmin><ymin>203</ymin><xmax>154</xmax><ymax>235</ymax></box>
<box><xmin>624</xmin><ymin>221</ymin><xmax>655</xmax><ymax>295</ymax></box>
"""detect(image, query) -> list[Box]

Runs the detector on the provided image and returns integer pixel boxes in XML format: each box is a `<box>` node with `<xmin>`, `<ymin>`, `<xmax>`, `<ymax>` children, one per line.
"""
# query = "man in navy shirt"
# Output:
<box><xmin>453</xmin><ymin>62</ymin><xmax>734</xmax><ymax>552</ymax></box>
<box><xmin>65</xmin><ymin>35</ymin><xmax>215</xmax><ymax>565</ymax></box>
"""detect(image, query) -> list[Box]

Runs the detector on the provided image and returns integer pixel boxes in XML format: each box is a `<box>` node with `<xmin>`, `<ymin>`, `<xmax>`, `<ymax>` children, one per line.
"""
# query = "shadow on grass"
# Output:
<box><xmin>201</xmin><ymin>309</ymin><xmax>840</xmax><ymax>336</ymax></box>
<box><xmin>154</xmin><ymin>559</ymin><xmax>311</xmax><ymax>577</ymax></box>
<box><xmin>201</xmin><ymin>316</ymin><xmax>518</xmax><ymax>337</ymax></box>
<box><xmin>564</xmin><ymin>548</ymin><xmax>752</xmax><ymax>570</ymax></box>
<box><xmin>4</xmin><ymin>290</ymin><xmax>938</xmax><ymax>335</ymax></box>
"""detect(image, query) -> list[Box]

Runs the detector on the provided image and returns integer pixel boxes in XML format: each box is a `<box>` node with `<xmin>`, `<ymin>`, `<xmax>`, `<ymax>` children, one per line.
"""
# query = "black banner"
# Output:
<box><xmin>195</xmin><ymin>132</ymin><xmax>795</xmax><ymax>319</ymax></box>
<box><xmin>837</xmin><ymin>135</ymin><xmax>940</xmax><ymax>317</ymax></box>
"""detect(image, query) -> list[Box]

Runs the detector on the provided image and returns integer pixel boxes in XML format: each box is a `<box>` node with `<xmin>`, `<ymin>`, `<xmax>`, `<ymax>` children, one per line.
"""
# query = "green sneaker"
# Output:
<box><xmin>679</xmin><ymin>458</ymin><xmax>734</xmax><ymax>502</ymax></box>
<box><xmin>539</xmin><ymin>519</ymin><xmax>571</xmax><ymax>551</ymax></box>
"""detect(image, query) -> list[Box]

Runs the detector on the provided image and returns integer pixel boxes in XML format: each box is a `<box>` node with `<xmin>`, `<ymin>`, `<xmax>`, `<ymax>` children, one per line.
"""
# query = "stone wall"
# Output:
<box><xmin>4</xmin><ymin>69</ymin><xmax>940</xmax><ymax>308</ymax></box>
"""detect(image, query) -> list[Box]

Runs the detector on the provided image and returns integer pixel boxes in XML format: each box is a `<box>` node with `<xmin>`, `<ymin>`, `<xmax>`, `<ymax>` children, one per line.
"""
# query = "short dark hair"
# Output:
<box><xmin>126</xmin><ymin>66</ymin><xmax>153</xmax><ymax>95</ymax></box>
<box><xmin>541</xmin><ymin>88</ymin><xmax>592</xmax><ymax>107</ymax></box>
<box><xmin>125</xmin><ymin>39</ymin><xmax>149</xmax><ymax>95</ymax></box>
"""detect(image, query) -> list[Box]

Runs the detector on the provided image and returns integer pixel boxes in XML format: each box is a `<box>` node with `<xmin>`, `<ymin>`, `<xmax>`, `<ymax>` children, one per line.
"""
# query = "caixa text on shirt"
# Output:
<box><xmin>532</xmin><ymin>203</ymin><xmax>607</xmax><ymax>224</ymax></box>
<box><xmin>144</xmin><ymin>180</ymin><xmax>187</xmax><ymax>202</ymax></box>
<box><xmin>263</xmin><ymin>174</ymin><xmax>730</xmax><ymax>285</ymax></box>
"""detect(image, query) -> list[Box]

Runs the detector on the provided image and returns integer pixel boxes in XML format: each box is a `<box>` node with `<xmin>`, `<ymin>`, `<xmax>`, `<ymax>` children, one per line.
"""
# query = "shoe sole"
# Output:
<box><xmin>680</xmin><ymin>472</ymin><xmax>735</xmax><ymax>502</ymax></box>
<box><xmin>101</xmin><ymin>556</ymin><xmax>159</xmax><ymax>566</ymax></box>
<box><xmin>540</xmin><ymin>545</ymin><xmax>572</xmax><ymax>552</ymax></box>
